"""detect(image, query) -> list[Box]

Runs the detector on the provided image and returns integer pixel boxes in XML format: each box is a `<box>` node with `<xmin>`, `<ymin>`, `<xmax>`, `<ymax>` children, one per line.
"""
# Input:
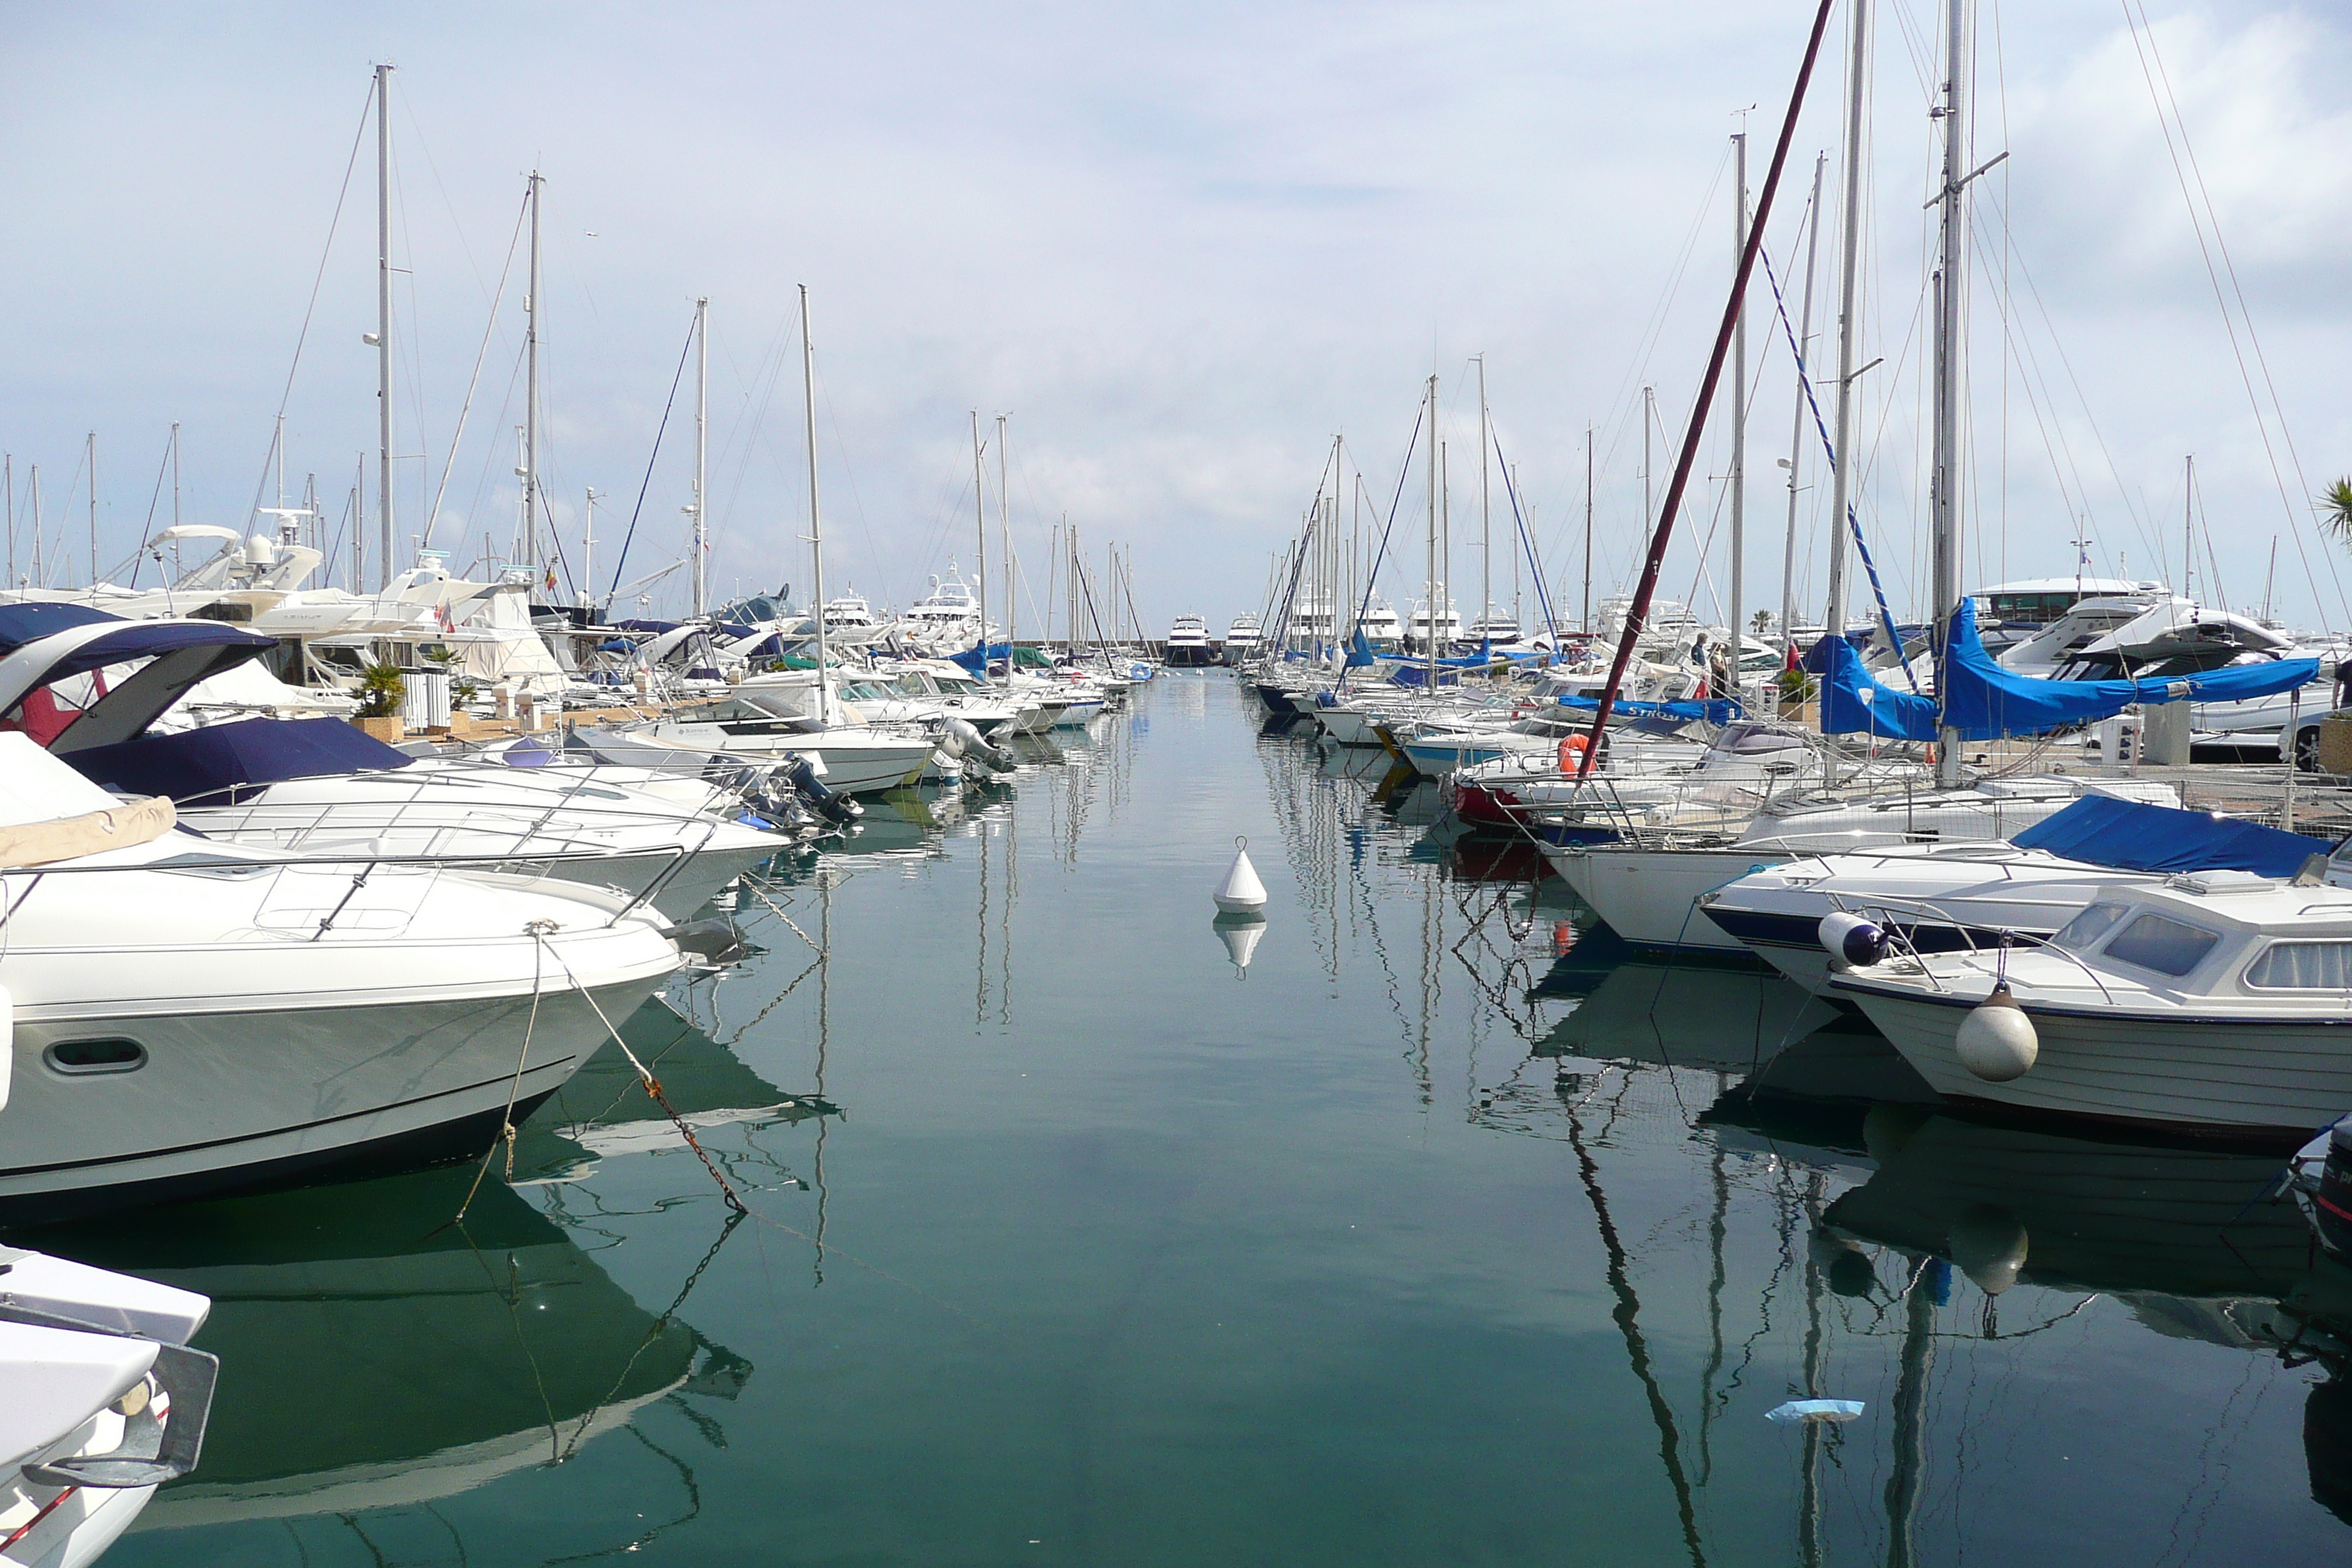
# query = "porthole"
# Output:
<box><xmin>44</xmin><ymin>1039</ymin><xmax>148</xmax><ymax>1075</ymax></box>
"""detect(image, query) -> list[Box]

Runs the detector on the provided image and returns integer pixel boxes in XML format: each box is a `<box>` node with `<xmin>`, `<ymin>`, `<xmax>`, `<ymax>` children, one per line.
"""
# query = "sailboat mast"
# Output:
<box><xmin>1425</xmin><ymin>373</ymin><xmax>1438</xmax><ymax>689</ymax></box>
<box><xmin>86</xmin><ymin>431</ymin><xmax>97</xmax><ymax>591</ymax></box>
<box><xmin>1782</xmin><ymin>152</ymin><xmax>1828</xmax><ymax>658</ymax></box>
<box><xmin>374</xmin><ymin>63</ymin><xmax>394</xmax><ymax>592</ymax></box>
<box><xmin>971</xmin><ymin>411</ymin><xmax>990</xmax><ymax>687</ymax></box>
<box><xmin>1584</xmin><ymin>425</ymin><xmax>1594</xmax><ymax>634</ymax></box>
<box><xmin>799</xmin><ymin>284</ymin><xmax>828</xmax><ymax>719</ymax></box>
<box><xmin>692</xmin><ymin>296</ymin><xmax>709</xmax><ymax>617</ymax></box>
<box><xmin>523</xmin><ymin>170</ymin><xmax>543</xmax><ymax>580</ymax></box>
<box><xmin>1729</xmin><ymin>130</ymin><xmax>1749</xmax><ymax>690</ymax></box>
<box><xmin>998</xmin><ymin>414</ymin><xmax>1012</xmax><ymax>672</ymax></box>
<box><xmin>1824</xmin><ymin>0</ymin><xmax>1871</xmax><ymax>638</ymax></box>
<box><xmin>1930</xmin><ymin>0</ymin><xmax>1973</xmax><ymax>788</ymax></box>
<box><xmin>2183</xmin><ymin>453</ymin><xmax>2194</xmax><ymax>600</ymax></box>
<box><xmin>1477</xmin><ymin>355</ymin><xmax>1490</xmax><ymax>641</ymax></box>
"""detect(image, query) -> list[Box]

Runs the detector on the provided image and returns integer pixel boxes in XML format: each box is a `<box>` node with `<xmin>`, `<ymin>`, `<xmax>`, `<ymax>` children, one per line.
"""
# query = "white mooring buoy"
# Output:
<box><xmin>1215</xmin><ymin>836</ymin><xmax>1268</xmax><ymax>914</ymax></box>
<box><xmin>1214</xmin><ymin>915</ymin><xmax>1266</xmax><ymax>977</ymax></box>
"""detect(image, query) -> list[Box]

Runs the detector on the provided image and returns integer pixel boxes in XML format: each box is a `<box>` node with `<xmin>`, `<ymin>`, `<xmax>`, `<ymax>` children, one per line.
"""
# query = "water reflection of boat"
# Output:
<box><xmin>1826</xmin><ymin>1112</ymin><xmax>2313</xmax><ymax>1300</ymax></box>
<box><xmin>1537</xmin><ymin>961</ymin><xmax>1840</xmax><ymax>1071</ymax></box>
<box><xmin>26</xmin><ymin>1164</ymin><xmax>742</xmax><ymax>1527</ymax></box>
<box><xmin>512</xmin><ymin>997</ymin><xmax>837</xmax><ymax>1183</ymax></box>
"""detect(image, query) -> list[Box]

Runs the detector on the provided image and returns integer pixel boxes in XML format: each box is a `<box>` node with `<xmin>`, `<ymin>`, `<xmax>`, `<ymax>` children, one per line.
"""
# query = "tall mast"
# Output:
<box><xmin>691</xmin><ymin>296</ymin><xmax>709</xmax><ymax>617</ymax></box>
<box><xmin>2183</xmin><ymin>453</ymin><xmax>2194</xmax><ymax>599</ymax></box>
<box><xmin>29</xmin><ymin>465</ymin><xmax>41</xmax><ymax>587</ymax></box>
<box><xmin>1824</xmin><ymin>0</ymin><xmax>1872</xmax><ymax>637</ymax></box>
<box><xmin>799</xmin><ymin>284</ymin><xmax>828</xmax><ymax>721</ymax></box>
<box><xmin>998</xmin><ymin>414</ymin><xmax>1012</xmax><ymax>672</ymax></box>
<box><xmin>1642</xmin><ymin>386</ymin><xmax>1656</xmax><ymax>552</ymax></box>
<box><xmin>523</xmin><ymin>170</ymin><xmax>543</xmax><ymax>581</ymax></box>
<box><xmin>86</xmin><ymin>431</ymin><xmax>97</xmax><ymax>590</ymax></box>
<box><xmin>1729</xmin><ymin>130</ymin><xmax>1749</xmax><ymax>687</ymax></box>
<box><xmin>583</xmin><ymin>486</ymin><xmax>598</xmax><ymax>611</ymax></box>
<box><xmin>971</xmin><ymin>411</ymin><xmax>990</xmax><ymax>687</ymax></box>
<box><xmin>1782</xmin><ymin>151</ymin><xmax>1828</xmax><ymax>657</ymax></box>
<box><xmin>1584</xmin><ymin>425</ymin><xmax>1594</xmax><ymax>634</ymax></box>
<box><xmin>374</xmin><ymin>63</ymin><xmax>393</xmax><ymax>592</ymax></box>
<box><xmin>351</xmin><ymin>451</ymin><xmax>364</xmax><ymax>591</ymax></box>
<box><xmin>1930</xmin><ymin>0</ymin><xmax>1973</xmax><ymax>788</ymax></box>
<box><xmin>1425</xmin><ymin>373</ymin><xmax>1439</xmax><ymax>689</ymax></box>
<box><xmin>4</xmin><ymin>454</ymin><xmax>12</xmax><ymax>586</ymax></box>
<box><xmin>1476</xmin><ymin>355</ymin><xmax>1490</xmax><ymax>641</ymax></box>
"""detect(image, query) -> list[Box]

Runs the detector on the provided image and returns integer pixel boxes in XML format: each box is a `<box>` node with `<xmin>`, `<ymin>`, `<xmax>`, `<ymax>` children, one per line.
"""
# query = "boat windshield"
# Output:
<box><xmin>2102</xmin><ymin>912</ymin><xmax>2222</xmax><ymax>977</ymax></box>
<box><xmin>2051</xmin><ymin>902</ymin><xmax>2130</xmax><ymax>952</ymax></box>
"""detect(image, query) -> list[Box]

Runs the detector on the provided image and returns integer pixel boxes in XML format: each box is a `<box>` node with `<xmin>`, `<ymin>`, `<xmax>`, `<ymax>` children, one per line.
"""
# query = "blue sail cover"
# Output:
<box><xmin>1940</xmin><ymin>599</ymin><xmax>2319</xmax><ymax>736</ymax></box>
<box><xmin>1803</xmin><ymin>634</ymin><xmax>1937</xmax><ymax>740</ymax></box>
<box><xmin>1343</xmin><ymin>630</ymin><xmax>1377</xmax><ymax>669</ymax></box>
<box><xmin>949</xmin><ymin>641</ymin><xmax>1012</xmax><ymax>675</ymax></box>
<box><xmin>1807</xmin><ymin>600</ymin><xmax>2321</xmax><ymax>741</ymax></box>
<box><xmin>64</xmin><ymin>716</ymin><xmax>412</xmax><ymax>806</ymax></box>
<box><xmin>1558</xmin><ymin>694</ymin><xmax>1743</xmax><ymax>725</ymax></box>
<box><xmin>2012</xmin><ymin>794</ymin><xmax>2335</xmax><ymax>879</ymax></box>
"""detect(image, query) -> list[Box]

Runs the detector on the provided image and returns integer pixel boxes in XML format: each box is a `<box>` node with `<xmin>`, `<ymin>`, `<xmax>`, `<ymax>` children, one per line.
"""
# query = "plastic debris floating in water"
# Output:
<box><xmin>1765</xmin><ymin>1399</ymin><xmax>1866</xmax><ymax>1425</ymax></box>
<box><xmin>1214</xmin><ymin>835</ymin><xmax>1267</xmax><ymax>913</ymax></box>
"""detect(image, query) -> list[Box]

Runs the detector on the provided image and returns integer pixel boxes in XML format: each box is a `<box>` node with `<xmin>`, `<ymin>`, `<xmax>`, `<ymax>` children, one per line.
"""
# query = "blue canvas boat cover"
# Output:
<box><xmin>0</xmin><ymin>602</ymin><xmax>124</xmax><ymax>655</ymax></box>
<box><xmin>949</xmin><ymin>641</ymin><xmax>1012</xmax><ymax>675</ymax></box>
<box><xmin>1558</xmin><ymin>694</ymin><xmax>1742</xmax><ymax>725</ymax></box>
<box><xmin>1940</xmin><ymin>599</ymin><xmax>2319</xmax><ymax>736</ymax></box>
<box><xmin>2011</xmin><ymin>794</ymin><xmax>2335</xmax><ymax>879</ymax></box>
<box><xmin>1806</xmin><ymin>600</ymin><xmax>2321</xmax><ymax>741</ymax></box>
<box><xmin>64</xmin><ymin>716</ymin><xmax>412</xmax><ymax>806</ymax></box>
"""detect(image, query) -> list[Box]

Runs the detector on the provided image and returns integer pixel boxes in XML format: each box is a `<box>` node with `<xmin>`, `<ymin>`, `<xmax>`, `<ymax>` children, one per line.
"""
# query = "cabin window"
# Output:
<box><xmin>2052</xmin><ymin>903</ymin><xmax>2130</xmax><ymax>951</ymax></box>
<box><xmin>2244</xmin><ymin>943</ymin><xmax>2352</xmax><ymax>990</ymax></box>
<box><xmin>2102</xmin><ymin>913</ymin><xmax>2222</xmax><ymax>978</ymax></box>
<box><xmin>45</xmin><ymin>1038</ymin><xmax>147</xmax><ymax>1075</ymax></box>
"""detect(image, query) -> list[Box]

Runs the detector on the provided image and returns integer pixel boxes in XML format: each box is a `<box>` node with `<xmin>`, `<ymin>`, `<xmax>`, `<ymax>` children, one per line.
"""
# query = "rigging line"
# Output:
<box><xmin>423</xmin><ymin>187</ymin><xmax>530</xmax><ymax>550</ymax></box>
<box><xmin>126</xmin><ymin>429</ymin><xmax>173</xmax><ymax>590</ymax></box>
<box><xmin>242</xmin><ymin>82</ymin><xmax>374</xmax><ymax>536</ymax></box>
<box><xmin>1335</xmin><ymin>401</ymin><xmax>1426</xmax><ymax>696</ymax></box>
<box><xmin>2121</xmin><ymin>0</ymin><xmax>2345</xmax><ymax>631</ymax></box>
<box><xmin>604</xmin><ymin>311</ymin><xmax>701</xmax><ymax>605</ymax></box>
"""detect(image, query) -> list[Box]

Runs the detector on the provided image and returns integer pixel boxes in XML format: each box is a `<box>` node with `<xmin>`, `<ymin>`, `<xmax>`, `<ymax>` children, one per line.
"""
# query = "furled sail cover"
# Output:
<box><xmin>1557</xmin><ymin>694</ymin><xmax>1743</xmax><ymax>725</ymax></box>
<box><xmin>948</xmin><ymin>641</ymin><xmax>1012</xmax><ymax>675</ymax></box>
<box><xmin>1806</xmin><ymin>600</ymin><xmax>2321</xmax><ymax>741</ymax></box>
<box><xmin>1938</xmin><ymin>599</ymin><xmax>2319</xmax><ymax>736</ymax></box>
<box><xmin>2011</xmin><ymin>794</ymin><xmax>2334</xmax><ymax>879</ymax></box>
<box><xmin>1803</xmin><ymin>633</ymin><xmax>1936</xmax><ymax>741</ymax></box>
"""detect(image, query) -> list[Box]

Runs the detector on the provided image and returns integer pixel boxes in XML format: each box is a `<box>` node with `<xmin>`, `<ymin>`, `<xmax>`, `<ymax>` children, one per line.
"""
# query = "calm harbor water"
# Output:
<box><xmin>39</xmin><ymin>674</ymin><xmax>2352</xmax><ymax>1565</ymax></box>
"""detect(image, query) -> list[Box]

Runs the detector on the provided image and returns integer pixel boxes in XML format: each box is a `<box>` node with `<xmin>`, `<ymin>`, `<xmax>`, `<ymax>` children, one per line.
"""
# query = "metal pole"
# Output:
<box><xmin>800</xmin><ymin>284</ymin><xmax>828</xmax><ymax>720</ymax></box>
<box><xmin>1825</xmin><ymin>0</ymin><xmax>1870</xmax><ymax>637</ymax></box>
<box><xmin>1584</xmin><ymin>425</ymin><xmax>1594</xmax><ymax>635</ymax></box>
<box><xmin>972</xmin><ymin>411</ymin><xmax>990</xmax><ymax>687</ymax></box>
<box><xmin>1425</xmin><ymin>373</ymin><xmax>1439</xmax><ymax>690</ymax></box>
<box><xmin>1477</xmin><ymin>354</ymin><xmax>1490</xmax><ymax>642</ymax></box>
<box><xmin>1730</xmin><ymin>131</ymin><xmax>1749</xmax><ymax>696</ymax></box>
<box><xmin>692</xmin><ymin>296</ymin><xmax>709</xmax><ymax>616</ymax></box>
<box><xmin>1782</xmin><ymin>151</ymin><xmax>1828</xmax><ymax>660</ymax></box>
<box><xmin>1930</xmin><ymin>0</ymin><xmax>1973</xmax><ymax>788</ymax></box>
<box><xmin>523</xmin><ymin>170</ymin><xmax>542</xmax><ymax>580</ymax></box>
<box><xmin>998</xmin><ymin>413</ymin><xmax>1012</xmax><ymax>672</ymax></box>
<box><xmin>375</xmin><ymin>63</ymin><xmax>394</xmax><ymax>592</ymax></box>
<box><xmin>87</xmin><ymin>431</ymin><xmax>97</xmax><ymax>589</ymax></box>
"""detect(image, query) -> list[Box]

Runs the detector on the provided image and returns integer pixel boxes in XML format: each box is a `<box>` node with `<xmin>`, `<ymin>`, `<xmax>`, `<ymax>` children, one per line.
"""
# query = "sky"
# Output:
<box><xmin>0</xmin><ymin>0</ymin><xmax>2345</xmax><ymax>635</ymax></box>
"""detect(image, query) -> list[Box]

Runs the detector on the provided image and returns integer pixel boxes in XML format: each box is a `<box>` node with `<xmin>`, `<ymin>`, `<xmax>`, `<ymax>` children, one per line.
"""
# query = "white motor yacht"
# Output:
<box><xmin>0</xmin><ymin>608</ymin><xmax>791</xmax><ymax>921</ymax></box>
<box><xmin>0</xmin><ymin>1249</ymin><xmax>215</xmax><ymax>1565</ymax></box>
<box><xmin>897</xmin><ymin>571</ymin><xmax>990</xmax><ymax>655</ymax></box>
<box><xmin>631</xmin><ymin>679</ymin><xmax>938</xmax><ymax>795</ymax></box>
<box><xmin>1224</xmin><ymin>614</ymin><xmax>1264</xmax><ymax>662</ymax></box>
<box><xmin>1831</xmin><ymin>872</ymin><xmax>2352</xmax><ymax>1144</ymax></box>
<box><xmin>0</xmin><ymin>733</ymin><xmax>685</xmax><ymax>1219</ymax></box>
<box><xmin>1164</xmin><ymin>616</ymin><xmax>1216</xmax><ymax>668</ymax></box>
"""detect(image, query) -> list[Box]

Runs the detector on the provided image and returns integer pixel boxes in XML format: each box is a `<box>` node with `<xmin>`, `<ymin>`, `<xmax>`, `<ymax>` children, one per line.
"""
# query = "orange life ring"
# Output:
<box><xmin>1556</xmin><ymin>732</ymin><xmax>1590</xmax><ymax>771</ymax></box>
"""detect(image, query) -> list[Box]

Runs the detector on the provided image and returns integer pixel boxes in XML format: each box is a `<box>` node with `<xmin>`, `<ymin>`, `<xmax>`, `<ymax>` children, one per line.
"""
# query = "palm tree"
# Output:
<box><xmin>2322</xmin><ymin>478</ymin><xmax>2352</xmax><ymax>549</ymax></box>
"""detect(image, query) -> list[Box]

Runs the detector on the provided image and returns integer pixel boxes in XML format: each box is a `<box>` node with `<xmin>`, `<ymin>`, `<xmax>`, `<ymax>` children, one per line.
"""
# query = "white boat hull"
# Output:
<box><xmin>1833</xmin><ymin>980</ymin><xmax>2352</xmax><ymax>1144</ymax></box>
<box><xmin>1544</xmin><ymin>845</ymin><xmax>1788</xmax><ymax>954</ymax></box>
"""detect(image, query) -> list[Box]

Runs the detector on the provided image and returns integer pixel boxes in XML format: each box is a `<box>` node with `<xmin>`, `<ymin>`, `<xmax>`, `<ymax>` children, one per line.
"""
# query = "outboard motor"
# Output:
<box><xmin>671</xmin><ymin>916</ymin><xmax>755</xmax><ymax>968</ymax></box>
<box><xmin>783</xmin><ymin>754</ymin><xmax>862</xmax><ymax>824</ymax></box>
<box><xmin>941</xmin><ymin>716</ymin><xmax>1015</xmax><ymax>774</ymax></box>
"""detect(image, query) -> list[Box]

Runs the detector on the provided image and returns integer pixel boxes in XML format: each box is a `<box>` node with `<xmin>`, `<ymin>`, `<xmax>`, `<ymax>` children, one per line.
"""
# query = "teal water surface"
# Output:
<box><xmin>47</xmin><ymin>675</ymin><xmax>2352</xmax><ymax>1564</ymax></box>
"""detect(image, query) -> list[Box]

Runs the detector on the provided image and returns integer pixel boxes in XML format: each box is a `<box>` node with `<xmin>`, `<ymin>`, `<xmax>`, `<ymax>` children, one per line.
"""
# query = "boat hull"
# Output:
<box><xmin>0</xmin><ymin>974</ymin><xmax>671</xmax><ymax>1222</ymax></box>
<box><xmin>1833</xmin><ymin>980</ymin><xmax>2352</xmax><ymax>1146</ymax></box>
<box><xmin>1543</xmin><ymin>845</ymin><xmax>1790</xmax><ymax>954</ymax></box>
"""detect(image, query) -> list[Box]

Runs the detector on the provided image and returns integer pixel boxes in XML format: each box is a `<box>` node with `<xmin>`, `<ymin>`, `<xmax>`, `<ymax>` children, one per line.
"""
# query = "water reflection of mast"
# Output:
<box><xmin>1884</xmin><ymin>1255</ymin><xmax>1938</xmax><ymax>1568</ymax></box>
<box><xmin>1564</xmin><ymin>1076</ymin><xmax>1710</xmax><ymax>1568</ymax></box>
<box><xmin>814</xmin><ymin>872</ymin><xmax>832</xmax><ymax>1286</ymax></box>
<box><xmin>1798</xmin><ymin>1172</ymin><xmax>1828</xmax><ymax>1568</ymax></box>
